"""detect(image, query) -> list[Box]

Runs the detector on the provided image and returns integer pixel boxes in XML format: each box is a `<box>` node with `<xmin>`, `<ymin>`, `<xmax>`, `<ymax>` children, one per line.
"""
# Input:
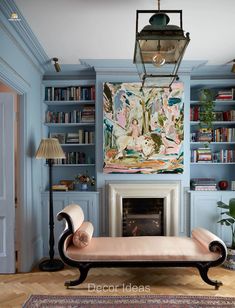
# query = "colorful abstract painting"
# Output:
<box><xmin>103</xmin><ymin>82</ymin><xmax>184</xmax><ymax>174</ymax></box>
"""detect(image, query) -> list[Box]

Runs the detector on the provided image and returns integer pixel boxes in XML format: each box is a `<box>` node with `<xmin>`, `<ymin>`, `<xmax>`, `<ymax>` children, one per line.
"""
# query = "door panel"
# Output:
<box><xmin>0</xmin><ymin>94</ymin><xmax>15</xmax><ymax>273</ymax></box>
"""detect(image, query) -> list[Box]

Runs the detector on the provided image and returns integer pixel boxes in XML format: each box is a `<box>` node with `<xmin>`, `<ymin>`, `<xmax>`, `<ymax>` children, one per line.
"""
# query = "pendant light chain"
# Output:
<box><xmin>158</xmin><ymin>0</ymin><xmax>160</xmax><ymax>11</ymax></box>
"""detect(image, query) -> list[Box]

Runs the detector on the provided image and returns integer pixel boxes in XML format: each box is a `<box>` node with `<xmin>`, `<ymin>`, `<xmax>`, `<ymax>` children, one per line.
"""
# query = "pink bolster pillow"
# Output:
<box><xmin>73</xmin><ymin>221</ymin><xmax>94</xmax><ymax>249</ymax></box>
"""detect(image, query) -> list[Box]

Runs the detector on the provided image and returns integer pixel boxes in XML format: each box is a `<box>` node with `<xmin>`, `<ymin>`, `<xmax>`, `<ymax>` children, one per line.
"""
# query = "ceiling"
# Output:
<box><xmin>15</xmin><ymin>0</ymin><xmax>235</xmax><ymax>72</ymax></box>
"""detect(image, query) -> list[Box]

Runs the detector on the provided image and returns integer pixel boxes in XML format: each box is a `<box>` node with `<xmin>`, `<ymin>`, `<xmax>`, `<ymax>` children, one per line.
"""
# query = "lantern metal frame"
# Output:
<box><xmin>133</xmin><ymin>9</ymin><xmax>190</xmax><ymax>89</ymax></box>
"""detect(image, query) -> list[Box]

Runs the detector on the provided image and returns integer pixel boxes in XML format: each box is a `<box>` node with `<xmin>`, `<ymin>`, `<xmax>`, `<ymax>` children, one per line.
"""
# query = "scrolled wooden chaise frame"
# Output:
<box><xmin>57</xmin><ymin>204</ymin><xmax>227</xmax><ymax>290</ymax></box>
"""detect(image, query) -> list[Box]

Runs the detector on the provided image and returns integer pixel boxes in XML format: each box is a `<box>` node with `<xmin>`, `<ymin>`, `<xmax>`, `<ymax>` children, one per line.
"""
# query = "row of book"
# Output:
<box><xmin>215</xmin><ymin>89</ymin><xmax>235</xmax><ymax>100</ymax></box>
<box><xmin>190</xmin><ymin>106</ymin><xmax>235</xmax><ymax>121</ymax></box>
<box><xmin>45</xmin><ymin>110</ymin><xmax>95</xmax><ymax>124</ymax></box>
<box><xmin>45</xmin><ymin>86</ymin><xmax>95</xmax><ymax>101</ymax></box>
<box><xmin>190</xmin><ymin>178</ymin><xmax>217</xmax><ymax>191</ymax></box>
<box><xmin>66</xmin><ymin>131</ymin><xmax>94</xmax><ymax>144</ymax></box>
<box><xmin>45</xmin><ymin>111</ymin><xmax>80</xmax><ymax>123</ymax></box>
<box><xmin>191</xmin><ymin>148</ymin><xmax>235</xmax><ymax>163</ymax></box>
<box><xmin>191</xmin><ymin>127</ymin><xmax>235</xmax><ymax>142</ymax></box>
<box><xmin>213</xmin><ymin>127</ymin><xmax>235</xmax><ymax>142</ymax></box>
<box><xmin>51</xmin><ymin>152</ymin><xmax>94</xmax><ymax>165</ymax></box>
<box><xmin>49</xmin><ymin>130</ymin><xmax>95</xmax><ymax>144</ymax></box>
<box><xmin>80</xmin><ymin>106</ymin><xmax>95</xmax><ymax>123</ymax></box>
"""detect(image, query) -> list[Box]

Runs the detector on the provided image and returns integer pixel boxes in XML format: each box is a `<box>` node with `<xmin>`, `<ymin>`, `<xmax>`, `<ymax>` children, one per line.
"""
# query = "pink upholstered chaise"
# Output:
<box><xmin>57</xmin><ymin>204</ymin><xmax>227</xmax><ymax>289</ymax></box>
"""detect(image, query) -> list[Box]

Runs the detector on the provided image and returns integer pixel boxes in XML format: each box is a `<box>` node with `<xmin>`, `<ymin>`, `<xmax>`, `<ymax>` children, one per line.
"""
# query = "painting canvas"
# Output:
<box><xmin>103</xmin><ymin>82</ymin><xmax>184</xmax><ymax>174</ymax></box>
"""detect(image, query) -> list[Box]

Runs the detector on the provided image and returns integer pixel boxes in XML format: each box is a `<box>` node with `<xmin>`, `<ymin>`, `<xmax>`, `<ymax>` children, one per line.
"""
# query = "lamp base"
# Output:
<box><xmin>39</xmin><ymin>258</ymin><xmax>64</xmax><ymax>272</ymax></box>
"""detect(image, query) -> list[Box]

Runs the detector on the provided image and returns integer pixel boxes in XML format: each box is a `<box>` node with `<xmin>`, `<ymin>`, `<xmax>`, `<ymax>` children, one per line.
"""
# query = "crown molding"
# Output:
<box><xmin>0</xmin><ymin>0</ymin><xmax>50</xmax><ymax>74</ymax></box>
<box><xmin>80</xmin><ymin>59</ymin><xmax>207</xmax><ymax>76</ymax></box>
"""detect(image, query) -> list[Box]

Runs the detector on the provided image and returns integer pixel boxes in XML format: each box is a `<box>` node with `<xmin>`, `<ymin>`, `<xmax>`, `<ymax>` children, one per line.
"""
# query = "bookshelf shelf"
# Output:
<box><xmin>44</xmin><ymin>100</ymin><xmax>95</xmax><ymax>106</ymax></box>
<box><xmin>191</xmin><ymin>100</ymin><xmax>235</xmax><ymax>106</ymax></box>
<box><xmin>60</xmin><ymin>143</ymin><xmax>95</xmax><ymax>147</ymax></box>
<box><xmin>190</xmin><ymin>162</ymin><xmax>235</xmax><ymax>165</ymax></box>
<box><xmin>45</xmin><ymin>123</ymin><xmax>95</xmax><ymax>127</ymax></box>
<box><xmin>190</xmin><ymin>121</ymin><xmax>235</xmax><ymax>125</ymax></box>
<box><xmin>53</xmin><ymin>164</ymin><xmax>95</xmax><ymax>167</ymax></box>
<box><xmin>190</xmin><ymin>142</ymin><xmax>235</xmax><ymax>145</ymax></box>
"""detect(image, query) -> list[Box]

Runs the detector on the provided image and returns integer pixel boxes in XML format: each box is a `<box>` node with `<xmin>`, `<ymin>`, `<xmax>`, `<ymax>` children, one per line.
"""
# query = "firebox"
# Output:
<box><xmin>122</xmin><ymin>198</ymin><xmax>164</xmax><ymax>236</ymax></box>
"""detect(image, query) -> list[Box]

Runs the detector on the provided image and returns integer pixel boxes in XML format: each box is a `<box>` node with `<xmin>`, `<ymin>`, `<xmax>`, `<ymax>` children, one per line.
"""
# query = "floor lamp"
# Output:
<box><xmin>36</xmin><ymin>138</ymin><xmax>65</xmax><ymax>271</ymax></box>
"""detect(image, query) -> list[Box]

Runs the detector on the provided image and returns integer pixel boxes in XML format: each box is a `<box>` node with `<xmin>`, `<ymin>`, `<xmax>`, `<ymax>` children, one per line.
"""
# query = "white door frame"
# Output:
<box><xmin>0</xmin><ymin>66</ymin><xmax>31</xmax><ymax>272</ymax></box>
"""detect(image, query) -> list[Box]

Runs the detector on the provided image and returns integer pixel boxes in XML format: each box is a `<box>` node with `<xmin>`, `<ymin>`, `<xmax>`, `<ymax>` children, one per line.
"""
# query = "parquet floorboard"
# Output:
<box><xmin>0</xmin><ymin>266</ymin><xmax>234</xmax><ymax>307</ymax></box>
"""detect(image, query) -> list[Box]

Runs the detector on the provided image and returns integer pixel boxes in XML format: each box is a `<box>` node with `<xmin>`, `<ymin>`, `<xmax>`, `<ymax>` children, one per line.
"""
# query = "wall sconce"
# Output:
<box><xmin>52</xmin><ymin>57</ymin><xmax>61</xmax><ymax>72</ymax></box>
<box><xmin>231</xmin><ymin>60</ymin><xmax>235</xmax><ymax>73</ymax></box>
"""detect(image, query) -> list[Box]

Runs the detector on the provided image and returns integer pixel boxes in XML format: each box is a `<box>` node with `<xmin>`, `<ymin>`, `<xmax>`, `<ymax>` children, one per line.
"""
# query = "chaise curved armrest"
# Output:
<box><xmin>192</xmin><ymin>227</ymin><xmax>227</xmax><ymax>266</ymax></box>
<box><xmin>57</xmin><ymin>204</ymin><xmax>85</xmax><ymax>267</ymax></box>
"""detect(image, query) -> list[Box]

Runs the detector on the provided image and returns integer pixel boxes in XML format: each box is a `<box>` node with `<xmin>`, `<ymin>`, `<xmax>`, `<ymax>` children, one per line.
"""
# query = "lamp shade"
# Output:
<box><xmin>35</xmin><ymin>138</ymin><xmax>65</xmax><ymax>159</ymax></box>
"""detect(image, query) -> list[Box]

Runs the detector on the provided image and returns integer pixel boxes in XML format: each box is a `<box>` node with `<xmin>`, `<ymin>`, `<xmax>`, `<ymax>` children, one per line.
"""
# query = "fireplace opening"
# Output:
<box><xmin>122</xmin><ymin>198</ymin><xmax>164</xmax><ymax>236</ymax></box>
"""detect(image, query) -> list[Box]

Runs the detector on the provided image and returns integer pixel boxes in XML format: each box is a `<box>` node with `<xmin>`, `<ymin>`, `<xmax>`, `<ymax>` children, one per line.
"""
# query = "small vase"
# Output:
<box><xmin>218</xmin><ymin>180</ymin><xmax>228</xmax><ymax>190</ymax></box>
<box><xmin>81</xmin><ymin>183</ymin><xmax>88</xmax><ymax>191</ymax></box>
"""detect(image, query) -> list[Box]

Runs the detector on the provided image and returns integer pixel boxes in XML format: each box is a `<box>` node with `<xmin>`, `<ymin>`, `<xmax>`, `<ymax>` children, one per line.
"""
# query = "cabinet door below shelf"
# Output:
<box><xmin>41</xmin><ymin>191</ymin><xmax>99</xmax><ymax>258</ymax></box>
<box><xmin>190</xmin><ymin>192</ymin><xmax>222</xmax><ymax>237</ymax></box>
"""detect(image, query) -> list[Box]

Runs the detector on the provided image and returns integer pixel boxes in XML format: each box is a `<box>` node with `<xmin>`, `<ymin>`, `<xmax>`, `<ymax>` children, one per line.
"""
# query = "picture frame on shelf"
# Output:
<box><xmin>49</xmin><ymin>132</ymin><xmax>66</xmax><ymax>144</ymax></box>
<box><xmin>66</xmin><ymin>133</ymin><xmax>80</xmax><ymax>143</ymax></box>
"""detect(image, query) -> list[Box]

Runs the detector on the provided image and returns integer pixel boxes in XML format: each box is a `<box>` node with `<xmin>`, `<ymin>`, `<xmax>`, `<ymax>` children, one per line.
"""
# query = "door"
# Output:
<box><xmin>0</xmin><ymin>93</ymin><xmax>15</xmax><ymax>273</ymax></box>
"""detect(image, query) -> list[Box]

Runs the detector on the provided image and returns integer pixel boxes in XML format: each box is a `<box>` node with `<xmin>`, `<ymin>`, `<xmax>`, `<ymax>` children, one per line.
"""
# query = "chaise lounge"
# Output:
<box><xmin>57</xmin><ymin>204</ymin><xmax>227</xmax><ymax>289</ymax></box>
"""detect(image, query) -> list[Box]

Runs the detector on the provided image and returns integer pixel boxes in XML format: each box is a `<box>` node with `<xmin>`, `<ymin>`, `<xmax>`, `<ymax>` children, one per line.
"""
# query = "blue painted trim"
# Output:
<box><xmin>0</xmin><ymin>57</ymin><xmax>30</xmax><ymax>92</ymax></box>
<box><xmin>0</xmin><ymin>59</ymin><xmax>41</xmax><ymax>272</ymax></box>
<box><xmin>0</xmin><ymin>0</ymin><xmax>50</xmax><ymax>74</ymax></box>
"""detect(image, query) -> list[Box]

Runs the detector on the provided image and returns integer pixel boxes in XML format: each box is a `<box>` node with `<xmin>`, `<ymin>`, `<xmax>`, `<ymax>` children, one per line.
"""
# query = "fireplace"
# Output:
<box><xmin>108</xmin><ymin>181</ymin><xmax>180</xmax><ymax>237</ymax></box>
<box><xmin>123</xmin><ymin>198</ymin><xmax>164</xmax><ymax>236</ymax></box>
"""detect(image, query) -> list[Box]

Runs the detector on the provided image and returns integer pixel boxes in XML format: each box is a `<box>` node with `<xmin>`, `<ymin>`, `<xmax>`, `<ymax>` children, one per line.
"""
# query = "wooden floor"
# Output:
<box><xmin>0</xmin><ymin>266</ymin><xmax>234</xmax><ymax>307</ymax></box>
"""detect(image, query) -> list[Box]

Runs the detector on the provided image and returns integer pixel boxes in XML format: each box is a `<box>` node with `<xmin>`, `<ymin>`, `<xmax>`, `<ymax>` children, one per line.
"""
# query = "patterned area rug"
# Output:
<box><xmin>23</xmin><ymin>294</ymin><xmax>235</xmax><ymax>307</ymax></box>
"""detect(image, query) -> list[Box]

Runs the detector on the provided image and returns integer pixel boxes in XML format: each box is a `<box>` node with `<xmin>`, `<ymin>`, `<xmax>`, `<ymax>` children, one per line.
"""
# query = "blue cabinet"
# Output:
<box><xmin>41</xmin><ymin>191</ymin><xmax>99</xmax><ymax>256</ymax></box>
<box><xmin>189</xmin><ymin>191</ymin><xmax>235</xmax><ymax>244</ymax></box>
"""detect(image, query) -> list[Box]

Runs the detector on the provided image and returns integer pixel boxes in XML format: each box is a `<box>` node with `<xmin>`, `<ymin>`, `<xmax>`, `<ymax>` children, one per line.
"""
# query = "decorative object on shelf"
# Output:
<box><xmin>74</xmin><ymin>172</ymin><xmax>95</xmax><ymax>191</ymax></box>
<box><xmin>218</xmin><ymin>180</ymin><xmax>229</xmax><ymax>191</ymax></box>
<box><xmin>190</xmin><ymin>178</ymin><xmax>217</xmax><ymax>191</ymax></box>
<box><xmin>133</xmin><ymin>0</ymin><xmax>190</xmax><ymax>89</ymax></box>
<box><xmin>103</xmin><ymin>82</ymin><xmax>184</xmax><ymax>174</ymax></box>
<box><xmin>52</xmin><ymin>184</ymin><xmax>68</xmax><ymax>191</ymax></box>
<box><xmin>52</xmin><ymin>57</ymin><xmax>61</xmax><ymax>73</ymax></box>
<box><xmin>217</xmin><ymin>198</ymin><xmax>235</xmax><ymax>270</ymax></box>
<box><xmin>59</xmin><ymin>180</ymin><xmax>74</xmax><ymax>191</ymax></box>
<box><xmin>199</xmin><ymin>89</ymin><xmax>215</xmax><ymax>130</ymax></box>
<box><xmin>35</xmin><ymin>138</ymin><xmax>65</xmax><ymax>271</ymax></box>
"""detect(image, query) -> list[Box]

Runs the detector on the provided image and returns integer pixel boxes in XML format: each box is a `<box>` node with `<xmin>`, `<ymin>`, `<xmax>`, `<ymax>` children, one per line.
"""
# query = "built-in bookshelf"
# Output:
<box><xmin>190</xmin><ymin>81</ymin><xmax>235</xmax><ymax>189</ymax></box>
<box><xmin>42</xmin><ymin>80</ymin><xmax>96</xmax><ymax>191</ymax></box>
